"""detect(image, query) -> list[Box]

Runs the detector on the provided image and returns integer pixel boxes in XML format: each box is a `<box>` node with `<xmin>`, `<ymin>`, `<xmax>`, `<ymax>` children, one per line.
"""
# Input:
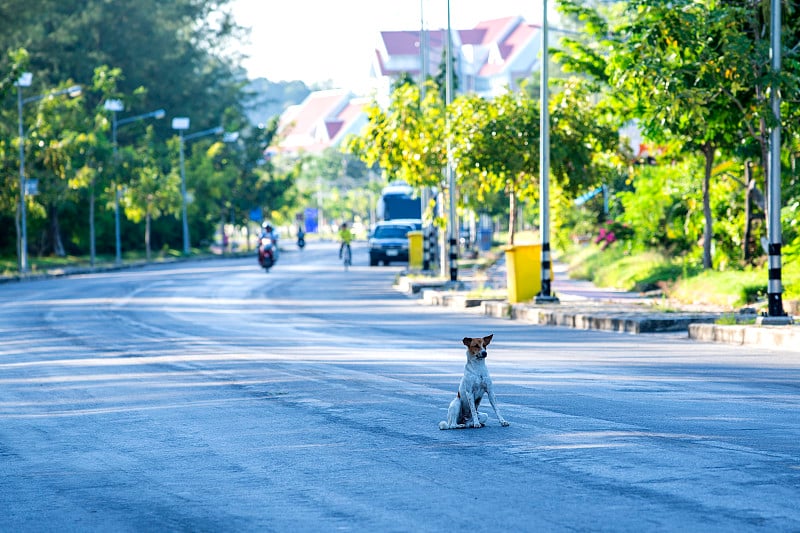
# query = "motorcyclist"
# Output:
<box><xmin>259</xmin><ymin>221</ymin><xmax>279</xmax><ymax>262</ymax></box>
<box><xmin>260</xmin><ymin>221</ymin><xmax>276</xmax><ymax>242</ymax></box>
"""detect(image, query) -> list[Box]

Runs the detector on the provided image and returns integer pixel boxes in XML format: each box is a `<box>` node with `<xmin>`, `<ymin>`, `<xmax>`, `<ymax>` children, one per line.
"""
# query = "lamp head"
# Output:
<box><xmin>104</xmin><ymin>99</ymin><xmax>124</xmax><ymax>112</ymax></box>
<box><xmin>172</xmin><ymin>117</ymin><xmax>190</xmax><ymax>130</ymax></box>
<box><xmin>15</xmin><ymin>72</ymin><xmax>33</xmax><ymax>87</ymax></box>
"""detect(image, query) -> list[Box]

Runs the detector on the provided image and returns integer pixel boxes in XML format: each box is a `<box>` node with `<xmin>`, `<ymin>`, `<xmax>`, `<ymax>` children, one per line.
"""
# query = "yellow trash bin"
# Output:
<box><xmin>407</xmin><ymin>230</ymin><xmax>423</xmax><ymax>269</ymax></box>
<box><xmin>505</xmin><ymin>244</ymin><xmax>542</xmax><ymax>303</ymax></box>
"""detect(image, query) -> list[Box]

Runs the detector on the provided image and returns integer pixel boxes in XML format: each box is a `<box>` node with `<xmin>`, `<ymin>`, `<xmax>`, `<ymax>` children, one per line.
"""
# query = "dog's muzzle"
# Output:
<box><xmin>478</xmin><ymin>350</ymin><xmax>487</xmax><ymax>358</ymax></box>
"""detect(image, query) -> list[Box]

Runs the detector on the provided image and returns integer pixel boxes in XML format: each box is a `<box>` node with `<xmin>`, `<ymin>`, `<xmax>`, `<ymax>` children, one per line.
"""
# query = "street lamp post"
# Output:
<box><xmin>172</xmin><ymin>117</ymin><xmax>224</xmax><ymax>255</ymax></box>
<box><xmin>445</xmin><ymin>0</ymin><xmax>458</xmax><ymax>283</ymax></box>
<box><xmin>104</xmin><ymin>99</ymin><xmax>166</xmax><ymax>265</ymax></box>
<box><xmin>16</xmin><ymin>73</ymin><xmax>81</xmax><ymax>273</ymax></box>
<box><xmin>535</xmin><ymin>0</ymin><xmax>559</xmax><ymax>304</ymax></box>
<box><xmin>759</xmin><ymin>0</ymin><xmax>791</xmax><ymax>325</ymax></box>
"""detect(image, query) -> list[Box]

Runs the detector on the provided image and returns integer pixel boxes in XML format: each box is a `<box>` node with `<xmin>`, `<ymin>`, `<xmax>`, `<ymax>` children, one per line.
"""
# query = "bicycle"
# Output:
<box><xmin>342</xmin><ymin>243</ymin><xmax>352</xmax><ymax>271</ymax></box>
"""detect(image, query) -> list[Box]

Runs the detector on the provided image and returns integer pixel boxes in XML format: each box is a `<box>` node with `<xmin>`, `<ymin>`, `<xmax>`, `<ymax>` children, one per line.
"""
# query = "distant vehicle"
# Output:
<box><xmin>369</xmin><ymin>220</ymin><xmax>419</xmax><ymax>266</ymax></box>
<box><xmin>386</xmin><ymin>218</ymin><xmax>422</xmax><ymax>231</ymax></box>
<box><xmin>377</xmin><ymin>182</ymin><xmax>421</xmax><ymax>222</ymax></box>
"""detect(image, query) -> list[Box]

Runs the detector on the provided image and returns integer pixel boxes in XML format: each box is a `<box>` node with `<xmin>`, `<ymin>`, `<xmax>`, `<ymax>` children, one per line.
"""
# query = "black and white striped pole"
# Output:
<box><xmin>535</xmin><ymin>0</ymin><xmax>558</xmax><ymax>304</ymax></box>
<box><xmin>759</xmin><ymin>0</ymin><xmax>792</xmax><ymax>325</ymax></box>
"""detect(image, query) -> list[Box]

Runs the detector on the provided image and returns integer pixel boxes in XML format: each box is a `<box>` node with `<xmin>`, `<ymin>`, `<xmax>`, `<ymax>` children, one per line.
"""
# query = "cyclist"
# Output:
<box><xmin>338</xmin><ymin>222</ymin><xmax>354</xmax><ymax>259</ymax></box>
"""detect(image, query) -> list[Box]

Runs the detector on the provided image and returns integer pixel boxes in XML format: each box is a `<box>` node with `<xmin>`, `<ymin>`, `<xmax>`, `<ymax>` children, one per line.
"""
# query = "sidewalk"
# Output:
<box><xmin>396</xmin><ymin>256</ymin><xmax>800</xmax><ymax>353</ymax></box>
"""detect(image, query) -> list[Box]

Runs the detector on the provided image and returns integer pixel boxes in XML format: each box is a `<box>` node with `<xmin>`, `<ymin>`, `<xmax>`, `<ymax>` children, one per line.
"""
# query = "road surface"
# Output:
<box><xmin>1</xmin><ymin>242</ymin><xmax>799</xmax><ymax>531</ymax></box>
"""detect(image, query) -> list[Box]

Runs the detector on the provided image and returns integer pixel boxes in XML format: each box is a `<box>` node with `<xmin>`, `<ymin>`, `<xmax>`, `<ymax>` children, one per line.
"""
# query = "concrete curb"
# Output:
<box><xmin>481</xmin><ymin>300</ymin><xmax>718</xmax><ymax>334</ymax></box>
<box><xmin>689</xmin><ymin>323</ymin><xmax>800</xmax><ymax>353</ymax></box>
<box><xmin>0</xmin><ymin>248</ymin><xmax>262</xmax><ymax>283</ymax></box>
<box><xmin>400</xmin><ymin>276</ymin><xmax>798</xmax><ymax>351</ymax></box>
<box><xmin>417</xmin><ymin>286</ymin><xmax>720</xmax><ymax>334</ymax></box>
<box><xmin>0</xmin><ymin>251</ymin><xmax>258</xmax><ymax>285</ymax></box>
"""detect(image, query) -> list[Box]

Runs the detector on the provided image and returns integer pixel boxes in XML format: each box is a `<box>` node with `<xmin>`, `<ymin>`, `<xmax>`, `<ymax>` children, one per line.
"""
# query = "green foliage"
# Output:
<box><xmin>617</xmin><ymin>160</ymin><xmax>701</xmax><ymax>255</ymax></box>
<box><xmin>0</xmin><ymin>0</ymin><xmax>288</xmax><ymax>263</ymax></box>
<box><xmin>450</xmin><ymin>89</ymin><xmax>539</xmax><ymax>244</ymax></box>
<box><xmin>564</xmin><ymin>243</ymin><xmax>785</xmax><ymax>309</ymax></box>
<box><xmin>290</xmin><ymin>147</ymin><xmax>374</xmax><ymax>226</ymax></box>
<box><xmin>345</xmin><ymin>82</ymin><xmax>445</xmax><ymax>191</ymax></box>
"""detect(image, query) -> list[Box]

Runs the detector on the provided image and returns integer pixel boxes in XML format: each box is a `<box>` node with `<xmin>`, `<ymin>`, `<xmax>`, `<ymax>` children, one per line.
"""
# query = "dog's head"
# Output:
<box><xmin>462</xmin><ymin>334</ymin><xmax>493</xmax><ymax>359</ymax></box>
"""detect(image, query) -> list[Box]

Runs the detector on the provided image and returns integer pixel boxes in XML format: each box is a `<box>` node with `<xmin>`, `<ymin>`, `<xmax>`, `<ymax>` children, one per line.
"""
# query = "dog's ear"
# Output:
<box><xmin>483</xmin><ymin>334</ymin><xmax>493</xmax><ymax>346</ymax></box>
<box><xmin>462</xmin><ymin>337</ymin><xmax>471</xmax><ymax>347</ymax></box>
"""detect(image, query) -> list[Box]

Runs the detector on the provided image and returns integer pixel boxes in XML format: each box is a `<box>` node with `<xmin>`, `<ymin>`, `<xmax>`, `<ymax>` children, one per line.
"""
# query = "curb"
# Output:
<box><xmin>480</xmin><ymin>300</ymin><xmax>718</xmax><ymax>334</ymax></box>
<box><xmin>689</xmin><ymin>323</ymin><xmax>800</xmax><ymax>353</ymax></box>
<box><xmin>417</xmin><ymin>286</ymin><xmax>720</xmax><ymax>334</ymax></box>
<box><xmin>0</xmin><ymin>251</ymin><xmax>257</xmax><ymax>285</ymax></box>
<box><xmin>400</xmin><ymin>277</ymin><xmax>798</xmax><ymax>351</ymax></box>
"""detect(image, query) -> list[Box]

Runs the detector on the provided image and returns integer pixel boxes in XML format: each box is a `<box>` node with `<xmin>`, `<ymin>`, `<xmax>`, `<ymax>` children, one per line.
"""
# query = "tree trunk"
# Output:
<box><xmin>49</xmin><ymin>204</ymin><xmax>66</xmax><ymax>257</ymax></box>
<box><xmin>220</xmin><ymin>218</ymin><xmax>227</xmax><ymax>254</ymax></box>
<box><xmin>508</xmin><ymin>190</ymin><xmax>517</xmax><ymax>246</ymax></box>
<box><xmin>701</xmin><ymin>144</ymin><xmax>714</xmax><ymax>270</ymax></box>
<box><xmin>145</xmin><ymin>209</ymin><xmax>151</xmax><ymax>263</ymax></box>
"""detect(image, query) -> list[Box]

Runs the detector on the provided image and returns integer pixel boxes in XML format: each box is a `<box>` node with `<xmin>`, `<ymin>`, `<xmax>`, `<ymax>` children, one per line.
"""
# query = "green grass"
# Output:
<box><xmin>716</xmin><ymin>313</ymin><xmax>738</xmax><ymax>325</ymax></box>
<box><xmin>563</xmin><ymin>246</ymin><xmax>698</xmax><ymax>293</ymax></box>
<box><xmin>466</xmin><ymin>287</ymin><xmax>507</xmax><ymax>300</ymax></box>
<box><xmin>562</xmin><ymin>243</ymin><xmax>799</xmax><ymax>311</ymax></box>
<box><xmin>669</xmin><ymin>269</ymin><xmax>766</xmax><ymax>308</ymax></box>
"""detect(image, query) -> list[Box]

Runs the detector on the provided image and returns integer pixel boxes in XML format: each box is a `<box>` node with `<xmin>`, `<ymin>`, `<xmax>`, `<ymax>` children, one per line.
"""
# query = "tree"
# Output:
<box><xmin>346</xmin><ymin>82</ymin><xmax>446</xmax><ymax>195</ymax></box>
<box><xmin>607</xmin><ymin>1</ymin><xmax>749</xmax><ymax>269</ymax></box>
<box><xmin>24</xmin><ymin>77</ymin><xmax>85</xmax><ymax>257</ymax></box>
<box><xmin>449</xmin><ymin>90</ymin><xmax>538</xmax><ymax>245</ymax></box>
<box><xmin>222</xmin><ymin>119</ymin><xmax>285</xmax><ymax>245</ymax></box>
<box><xmin>0</xmin><ymin>0</ymin><xmax>250</xmax><ymax>262</ymax></box>
<box><xmin>121</xmin><ymin>128</ymin><xmax>180</xmax><ymax>261</ymax></box>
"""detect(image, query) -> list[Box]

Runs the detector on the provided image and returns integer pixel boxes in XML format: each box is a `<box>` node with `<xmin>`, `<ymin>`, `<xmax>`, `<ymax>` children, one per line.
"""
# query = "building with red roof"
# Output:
<box><xmin>276</xmin><ymin>89</ymin><xmax>370</xmax><ymax>155</ymax></box>
<box><xmin>372</xmin><ymin>16</ymin><xmax>541</xmax><ymax>99</ymax></box>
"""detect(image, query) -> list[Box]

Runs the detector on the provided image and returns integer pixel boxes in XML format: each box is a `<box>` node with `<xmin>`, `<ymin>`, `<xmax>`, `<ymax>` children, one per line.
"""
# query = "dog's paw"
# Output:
<box><xmin>470</xmin><ymin>421</ymin><xmax>483</xmax><ymax>429</ymax></box>
<box><xmin>500</xmin><ymin>420</ymin><xmax>510</xmax><ymax>427</ymax></box>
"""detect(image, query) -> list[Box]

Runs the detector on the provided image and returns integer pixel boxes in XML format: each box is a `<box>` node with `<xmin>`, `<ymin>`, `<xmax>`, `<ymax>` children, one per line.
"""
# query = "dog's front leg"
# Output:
<box><xmin>466</xmin><ymin>393</ymin><xmax>482</xmax><ymax>428</ymax></box>
<box><xmin>487</xmin><ymin>387</ymin><xmax>509</xmax><ymax>427</ymax></box>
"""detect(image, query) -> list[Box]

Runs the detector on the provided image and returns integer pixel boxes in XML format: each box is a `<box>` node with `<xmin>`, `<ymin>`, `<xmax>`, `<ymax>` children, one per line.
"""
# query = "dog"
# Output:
<box><xmin>439</xmin><ymin>334</ymin><xmax>509</xmax><ymax>430</ymax></box>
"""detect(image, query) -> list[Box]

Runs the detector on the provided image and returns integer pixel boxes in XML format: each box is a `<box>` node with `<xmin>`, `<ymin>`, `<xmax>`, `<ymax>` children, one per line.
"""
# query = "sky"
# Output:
<box><xmin>230</xmin><ymin>0</ymin><xmax>547</xmax><ymax>93</ymax></box>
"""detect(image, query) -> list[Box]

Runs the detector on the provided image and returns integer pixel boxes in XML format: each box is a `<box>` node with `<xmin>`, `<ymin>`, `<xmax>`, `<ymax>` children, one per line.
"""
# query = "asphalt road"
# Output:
<box><xmin>2</xmin><ymin>242</ymin><xmax>799</xmax><ymax>532</ymax></box>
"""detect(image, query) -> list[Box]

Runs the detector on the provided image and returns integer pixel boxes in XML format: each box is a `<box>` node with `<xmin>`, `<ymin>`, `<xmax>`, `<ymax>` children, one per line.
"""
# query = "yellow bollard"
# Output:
<box><xmin>407</xmin><ymin>230</ymin><xmax>423</xmax><ymax>269</ymax></box>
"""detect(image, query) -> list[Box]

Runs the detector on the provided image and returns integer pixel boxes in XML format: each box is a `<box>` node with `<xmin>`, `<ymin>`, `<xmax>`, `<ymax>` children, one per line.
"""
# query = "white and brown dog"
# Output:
<box><xmin>439</xmin><ymin>334</ymin><xmax>509</xmax><ymax>430</ymax></box>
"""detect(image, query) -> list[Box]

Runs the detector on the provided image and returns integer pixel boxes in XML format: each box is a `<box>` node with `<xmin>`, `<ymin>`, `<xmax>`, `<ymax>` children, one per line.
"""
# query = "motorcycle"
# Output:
<box><xmin>257</xmin><ymin>237</ymin><xmax>277</xmax><ymax>272</ymax></box>
<box><xmin>297</xmin><ymin>230</ymin><xmax>306</xmax><ymax>250</ymax></box>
